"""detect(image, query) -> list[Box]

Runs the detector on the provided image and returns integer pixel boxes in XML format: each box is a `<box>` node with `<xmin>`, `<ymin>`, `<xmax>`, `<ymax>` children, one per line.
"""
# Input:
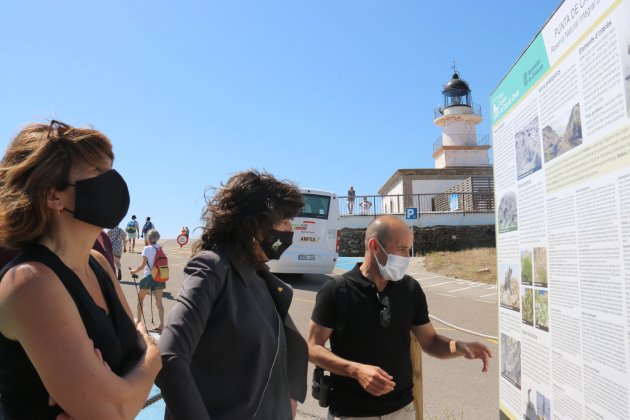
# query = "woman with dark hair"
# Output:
<box><xmin>0</xmin><ymin>121</ymin><xmax>161</xmax><ymax>419</ymax></box>
<box><xmin>157</xmin><ymin>170</ymin><xmax>309</xmax><ymax>420</ymax></box>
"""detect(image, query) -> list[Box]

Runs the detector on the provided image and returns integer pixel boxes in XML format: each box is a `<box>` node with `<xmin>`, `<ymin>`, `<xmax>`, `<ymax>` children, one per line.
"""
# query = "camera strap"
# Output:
<box><xmin>333</xmin><ymin>276</ymin><xmax>348</xmax><ymax>336</ymax></box>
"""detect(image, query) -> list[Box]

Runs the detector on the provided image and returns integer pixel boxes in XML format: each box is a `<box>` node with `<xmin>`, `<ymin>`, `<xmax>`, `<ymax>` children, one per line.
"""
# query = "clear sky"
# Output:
<box><xmin>0</xmin><ymin>1</ymin><xmax>561</xmax><ymax>238</ymax></box>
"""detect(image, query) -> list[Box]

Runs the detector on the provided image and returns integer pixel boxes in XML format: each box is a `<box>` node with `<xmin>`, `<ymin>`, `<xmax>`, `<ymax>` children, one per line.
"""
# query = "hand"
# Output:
<box><xmin>47</xmin><ymin>397</ymin><xmax>73</xmax><ymax>420</ymax></box>
<box><xmin>353</xmin><ymin>364</ymin><xmax>395</xmax><ymax>396</ymax></box>
<box><xmin>92</xmin><ymin>346</ymin><xmax>111</xmax><ymax>371</ymax></box>
<box><xmin>290</xmin><ymin>399</ymin><xmax>297</xmax><ymax>419</ymax></box>
<box><xmin>49</xmin><ymin>394</ymin><xmax>72</xmax><ymax>420</ymax></box>
<box><xmin>137</xmin><ymin>322</ymin><xmax>160</xmax><ymax>352</ymax></box>
<box><xmin>136</xmin><ymin>322</ymin><xmax>162</xmax><ymax>375</ymax></box>
<box><xmin>456</xmin><ymin>341</ymin><xmax>493</xmax><ymax>372</ymax></box>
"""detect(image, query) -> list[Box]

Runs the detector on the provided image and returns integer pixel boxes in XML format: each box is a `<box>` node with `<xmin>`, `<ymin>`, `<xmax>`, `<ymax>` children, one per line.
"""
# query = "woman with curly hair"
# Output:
<box><xmin>156</xmin><ymin>170</ymin><xmax>308</xmax><ymax>420</ymax></box>
<box><xmin>0</xmin><ymin>121</ymin><xmax>161</xmax><ymax>419</ymax></box>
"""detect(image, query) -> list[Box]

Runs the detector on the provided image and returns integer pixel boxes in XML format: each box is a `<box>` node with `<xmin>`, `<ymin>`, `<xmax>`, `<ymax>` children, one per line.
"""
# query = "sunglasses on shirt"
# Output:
<box><xmin>377</xmin><ymin>292</ymin><xmax>391</xmax><ymax>328</ymax></box>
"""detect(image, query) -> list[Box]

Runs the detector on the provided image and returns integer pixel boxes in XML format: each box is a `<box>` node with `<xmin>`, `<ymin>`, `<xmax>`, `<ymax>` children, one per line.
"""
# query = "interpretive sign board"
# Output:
<box><xmin>491</xmin><ymin>0</ymin><xmax>630</xmax><ymax>418</ymax></box>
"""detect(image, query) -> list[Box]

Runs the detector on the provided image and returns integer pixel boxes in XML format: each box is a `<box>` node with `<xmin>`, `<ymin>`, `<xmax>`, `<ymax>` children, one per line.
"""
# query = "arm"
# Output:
<box><xmin>410</xmin><ymin>323</ymin><xmax>492</xmax><ymax>372</ymax></box>
<box><xmin>0</xmin><ymin>263</ymin><xmax>161</xmax><ymax>420</ymax></box>
<box><xmin>130</xmin><ymin>256</ymin><xmax>149</xmax><ymax>275</ymax></box>
<box><xmin>156</xmin><ymin>252</ymin><xmax>227</xmax><ymax>420</ymax></box>
<box><xmin>306</xmin><ymin>321</ymin><xmax>395</xmax><ymax>396</ymax></box>
<box><xmin>284</xmin><ymin>314</ymin><xmax>308</xmax><ymax>403</ymax></box>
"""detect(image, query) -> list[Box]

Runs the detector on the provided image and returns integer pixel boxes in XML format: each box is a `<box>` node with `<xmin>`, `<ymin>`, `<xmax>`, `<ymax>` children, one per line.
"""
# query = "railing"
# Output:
<box><xmin>433</xmin><ymin>103</ymin><xmax>482</xmax><ymax>120</ymax></box>
<box><xmin>339</xmin><ymin>193</ymin><xmax>495</xmax><ymax>218</ymax></box>
<box><xmin>433</xmin><ymin>134</ymin><xmax>491</xmax><ymax>153</ymax></box>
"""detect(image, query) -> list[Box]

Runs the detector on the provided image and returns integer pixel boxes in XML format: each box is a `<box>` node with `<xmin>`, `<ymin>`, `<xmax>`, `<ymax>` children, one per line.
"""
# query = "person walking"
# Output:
<box><xmin>108</xmin><ymin>224</ymin><xmax>127</xmax><ymax>280</ymax></box>
<box><xmin>125</xmin><ymin>214</ymin><xmax>140</xmax><ymax>253</ymax></box>
<box><xmin>141</xmin><ymin>217</ymin><xmax>153</xmax><ymax>240</ymax></box>
<box><xmin>156</xmin><ymin>170</ymin><xmax>308</xmax><ymax>420</ymax></box>
<box><xmin>130</xmin><ymin>229</ymin><xmax>166</xmax><ymax>332</ymax></box>
<box><xmin>307</xmin><ymin>215</ymin><xmax>492</xmax><ymax>419</ymax></box>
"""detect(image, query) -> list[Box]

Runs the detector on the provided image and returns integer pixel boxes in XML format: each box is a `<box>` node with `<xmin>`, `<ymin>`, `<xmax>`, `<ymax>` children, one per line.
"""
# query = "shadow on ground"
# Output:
<box><xmin>274</xmin><ymin>273</ymin><xmax>331</xmax><ymax>292</ymax></box>
<box><xmin>119</xmin><ymin>281</ymin><xmax>176</xmax><ymax>301</ymax></box>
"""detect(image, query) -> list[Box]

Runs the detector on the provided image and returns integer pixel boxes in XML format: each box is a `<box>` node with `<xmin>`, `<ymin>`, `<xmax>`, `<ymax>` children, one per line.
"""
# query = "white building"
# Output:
<box><xmin>378</xmin><ymin>71</ymin><xmax>494</xmax><ymax>219</ymax></box>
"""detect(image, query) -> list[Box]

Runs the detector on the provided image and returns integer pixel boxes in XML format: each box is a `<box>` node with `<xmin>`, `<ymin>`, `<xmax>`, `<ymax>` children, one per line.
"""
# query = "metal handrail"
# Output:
<box><xmin>340</xmin><ymin>193</ymin><xmax>494</xmax><ymax>218</ymax></box>
<box><xmin>434</xmin><ymin>103</ymin><xmax>482</xmax><ymax>119</ymax></box>
<box><xmin>433</xmin><ymin>134</ymin><xmax>491</xmax><ymax>153</ymax></box>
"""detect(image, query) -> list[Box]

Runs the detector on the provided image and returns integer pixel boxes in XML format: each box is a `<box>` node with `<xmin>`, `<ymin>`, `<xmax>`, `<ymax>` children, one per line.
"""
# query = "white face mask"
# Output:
<box><xmin>375</xmin><ymin>240</ymin><xmax>410</xmax><ymax>281</ymax></box>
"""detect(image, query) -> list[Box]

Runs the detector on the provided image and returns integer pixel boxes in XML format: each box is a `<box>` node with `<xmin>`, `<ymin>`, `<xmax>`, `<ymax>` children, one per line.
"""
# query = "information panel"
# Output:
<box><xmin>492</xmin><ymin>1</ymin><xmax>630</xmax><ymax>418</ymax></box>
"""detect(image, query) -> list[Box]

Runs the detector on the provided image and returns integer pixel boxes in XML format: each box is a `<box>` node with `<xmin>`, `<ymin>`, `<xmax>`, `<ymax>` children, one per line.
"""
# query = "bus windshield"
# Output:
<box><xmin>298</xmin><ymin>194</ymin><xmax>331</xmax><ymax>219</ymax></box>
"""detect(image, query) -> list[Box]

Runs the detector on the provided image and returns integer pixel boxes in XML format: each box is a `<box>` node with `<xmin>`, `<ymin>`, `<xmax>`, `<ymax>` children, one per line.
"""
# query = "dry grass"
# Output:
<box><xmin>423</xmin><ymin>248</ymin><xmax>496</xmax><ymax>284</ymax></box>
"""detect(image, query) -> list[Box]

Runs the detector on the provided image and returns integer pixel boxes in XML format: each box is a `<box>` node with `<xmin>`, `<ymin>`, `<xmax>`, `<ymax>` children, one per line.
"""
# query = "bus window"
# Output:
<box><xmin>299</xmin><ymin>194</ymin><xmax>330</xmax><ymax>219</ymax></box>
<box><xmin>266</xmin><ymin>189</ymin><xmax>340</xmax><ymax>275</ymax></box>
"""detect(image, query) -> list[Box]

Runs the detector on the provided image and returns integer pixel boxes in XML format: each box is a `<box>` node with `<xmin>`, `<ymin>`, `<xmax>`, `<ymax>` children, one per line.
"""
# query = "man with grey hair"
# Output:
<box><xmin>308</xmin><ymin>215</ymin><xmax>492</xmax><ymax>419</ymax></box>
<box><xmin>130</xmin><ymin>229</ymin><xmax>166</xmax><ymax>331</ymax></box>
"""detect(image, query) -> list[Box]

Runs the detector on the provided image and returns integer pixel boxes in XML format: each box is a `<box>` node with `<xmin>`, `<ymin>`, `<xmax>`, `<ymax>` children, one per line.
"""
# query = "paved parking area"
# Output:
<box><xmin>130</xmin><ymin>251</ymin><xmax>498</xmax><ymax>419</ymax></box>
<box><xmin>407</xmin><ymin>259</ymin><xmax>497</xmax><ymax>305</ymax></box>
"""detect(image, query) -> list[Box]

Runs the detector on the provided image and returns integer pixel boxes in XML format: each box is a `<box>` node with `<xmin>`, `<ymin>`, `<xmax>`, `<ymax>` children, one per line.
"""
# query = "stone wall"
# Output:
<box><xmin>339</xmin><ymin>225</ymin><xmax>496</xmax><ymax>256</ymax></box>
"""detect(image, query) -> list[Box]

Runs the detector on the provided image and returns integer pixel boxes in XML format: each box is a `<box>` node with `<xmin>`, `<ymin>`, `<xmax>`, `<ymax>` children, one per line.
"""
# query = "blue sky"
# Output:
<box><xmin>0</xmin><ymin>1</ymin><xmax>561</xmax><ymax>238</ymax></box>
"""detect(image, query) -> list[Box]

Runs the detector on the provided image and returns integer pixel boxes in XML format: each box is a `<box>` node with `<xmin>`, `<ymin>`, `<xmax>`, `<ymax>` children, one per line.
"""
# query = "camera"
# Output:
<box><xmin>311</xmin><ymin>366</ymin><xmax>331</xmax><ymax>407</ymax></box>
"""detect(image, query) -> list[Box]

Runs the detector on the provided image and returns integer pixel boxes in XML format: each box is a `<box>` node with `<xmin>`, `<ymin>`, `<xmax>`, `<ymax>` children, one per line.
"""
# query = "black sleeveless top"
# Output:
<box><xmin>0</xmin><ymin>244</ymin><xmax>144</xmax><ymax>419</ymax></box>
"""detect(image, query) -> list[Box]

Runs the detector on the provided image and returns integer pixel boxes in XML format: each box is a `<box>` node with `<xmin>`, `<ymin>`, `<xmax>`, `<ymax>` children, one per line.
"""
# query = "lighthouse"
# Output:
<box><xmin>376</xmin><ymin>66</ymin><xmax>494</xmax><ymax>218</ymax></box>
<box><xmin>432</xmin><ymin>71</ymin><xmax>490</xmax><ymax>168</ymax></box>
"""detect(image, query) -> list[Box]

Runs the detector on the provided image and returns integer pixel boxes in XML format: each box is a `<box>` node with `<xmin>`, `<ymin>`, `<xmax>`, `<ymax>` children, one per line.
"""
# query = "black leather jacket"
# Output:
<box><xmin>156</xmin><ymin>248</ymin><xmax>308</xmax><ymax>419</ymax></box>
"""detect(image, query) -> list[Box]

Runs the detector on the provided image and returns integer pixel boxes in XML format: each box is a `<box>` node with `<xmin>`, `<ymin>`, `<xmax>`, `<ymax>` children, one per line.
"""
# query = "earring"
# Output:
<box><xmin>57</xmin><ymin>208</ymin><xmax>64</xmax><ymax>216</ymax></box>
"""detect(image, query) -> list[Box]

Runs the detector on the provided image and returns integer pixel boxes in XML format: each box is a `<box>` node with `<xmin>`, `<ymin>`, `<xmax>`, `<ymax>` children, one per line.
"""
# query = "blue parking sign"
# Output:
<box><xmin>405</xmin><ymin>207</ymin><xmax>418</xmax><ymax>219</ymax></box>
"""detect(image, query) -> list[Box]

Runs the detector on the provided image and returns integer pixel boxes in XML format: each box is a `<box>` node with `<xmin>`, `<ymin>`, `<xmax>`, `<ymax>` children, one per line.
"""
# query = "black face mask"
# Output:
<box><xmin>64</xmin><ymin>169</ymin><xmax>130</xmax><ymax>229</ymax></box>
<box><xmin>260</xmin><ymin>230</ymin><xmax>294</xmax><ymax>260</ymax></box>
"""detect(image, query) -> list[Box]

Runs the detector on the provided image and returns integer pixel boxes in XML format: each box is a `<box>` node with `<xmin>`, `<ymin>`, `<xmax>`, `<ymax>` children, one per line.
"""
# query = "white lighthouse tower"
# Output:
<box><xmin>432</xmin><ymin>70</ymin><xmax>490</xmax><ymax>168</ymax></box>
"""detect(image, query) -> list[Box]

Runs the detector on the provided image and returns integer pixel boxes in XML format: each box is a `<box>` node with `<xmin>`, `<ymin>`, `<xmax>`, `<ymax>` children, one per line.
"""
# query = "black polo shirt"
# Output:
<box><xmin>311</xmin><ymin>263</ymin><xmax>430</xmax><ymax>417</ymax></box>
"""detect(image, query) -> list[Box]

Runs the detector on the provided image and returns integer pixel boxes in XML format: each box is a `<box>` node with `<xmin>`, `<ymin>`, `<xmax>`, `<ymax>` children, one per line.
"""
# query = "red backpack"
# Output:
<box><xmin>151</xmin><ymin>246</ymin><xmax>169</xmax><ymax>283</ymax></box>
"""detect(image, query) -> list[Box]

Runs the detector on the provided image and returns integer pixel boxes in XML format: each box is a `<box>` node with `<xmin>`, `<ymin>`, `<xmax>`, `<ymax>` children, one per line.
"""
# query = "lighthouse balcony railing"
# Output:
<box><xmin>338</xmin><ymin>193</ymin><xmax>495</xmax><ymax>218</ymax></box>
<box><xmin>433</xmin><ymin>134</ymin><xmax>491</xmax><ymax>153</ymax></box>
<box><xmin>433</xmin><ymin>102</ymin><xmax>482</xmax><ymax>119</ymax></box>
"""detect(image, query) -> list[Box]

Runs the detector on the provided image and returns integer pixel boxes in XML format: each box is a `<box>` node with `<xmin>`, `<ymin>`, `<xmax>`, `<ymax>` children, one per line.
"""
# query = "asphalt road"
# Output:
<box><xmin>121</xmin><ymin>239</ymin><xmax>499</xmax><ymax>420</ymax></box>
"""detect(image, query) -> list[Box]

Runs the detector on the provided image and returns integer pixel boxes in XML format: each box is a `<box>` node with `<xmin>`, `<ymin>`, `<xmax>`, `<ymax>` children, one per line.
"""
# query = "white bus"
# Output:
<box><xmin>267</xmin><ymin>189</ymin><xmax>340</xmax><ymax>275</ymax></box>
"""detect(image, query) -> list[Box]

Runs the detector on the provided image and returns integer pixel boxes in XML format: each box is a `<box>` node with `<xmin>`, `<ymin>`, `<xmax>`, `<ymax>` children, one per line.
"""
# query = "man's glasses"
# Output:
<box><xmin>377</xmin><ymin>292</ymin><xmax>390</xmax><ymax>328</ymax></box>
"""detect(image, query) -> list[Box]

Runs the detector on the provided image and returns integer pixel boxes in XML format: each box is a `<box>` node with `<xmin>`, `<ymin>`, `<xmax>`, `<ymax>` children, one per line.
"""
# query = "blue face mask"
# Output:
<box><xmin>64</xmin><ymin>169</ymin><xmax>130</xmax><ymax>229</ymax></box>
<box><xmin>375</xmin><ymin>240</ymin><xmax>410</xmax><ymax>281</ymax></box>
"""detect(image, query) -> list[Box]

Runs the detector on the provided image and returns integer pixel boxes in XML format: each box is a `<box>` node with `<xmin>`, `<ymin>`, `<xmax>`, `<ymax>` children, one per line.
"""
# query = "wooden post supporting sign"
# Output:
<box><xmin>410</xmin><ymin>333</ymin><xmax>423</xmax><ymax>419</ymax></box>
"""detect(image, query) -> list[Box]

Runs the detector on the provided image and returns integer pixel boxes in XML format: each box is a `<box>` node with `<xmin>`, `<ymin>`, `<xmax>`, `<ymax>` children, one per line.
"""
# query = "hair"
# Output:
<box><xmin>365</xmin><ymin>218</ymin><xmax>389</xmax><ymax>248</ymax></box>
<box><xmin>146</xmin><ymin>229</ymin><xmax>160</xmax><ymax>244</ymax></box>
<box><xmin>193</xmin><ymin>169</ymin><xmax>304</xmax><ymax>264</ymax></box>
<box><xmin>365</xmin><ymin>215</ymin><xmax>405</xmax><ymax>249</ymax></box>
<box><xmin>0</xmin><ymin>121</ymin><xmax>114</xmax><ymax>249</ymax></box>
<box><xmin>146</xmin><ymin>217</ymin><xmax>151</xmax><ymax>221</ymax></box>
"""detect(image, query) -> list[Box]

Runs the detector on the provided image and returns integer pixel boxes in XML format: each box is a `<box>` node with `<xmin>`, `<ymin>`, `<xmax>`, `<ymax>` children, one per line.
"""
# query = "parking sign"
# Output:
<box><xmin>405</xmin><ymin>207</ymin><xmax>418</xmax><ymax>219</ymax></box>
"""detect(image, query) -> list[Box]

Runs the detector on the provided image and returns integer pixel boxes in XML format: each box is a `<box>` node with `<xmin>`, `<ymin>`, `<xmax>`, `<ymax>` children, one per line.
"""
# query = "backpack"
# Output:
<box><xmin>126</xmin><ymin>220</ymin><xmax>137</xmax><ymax>233</ymax></box>
<box><xmin>143</xmin><ymin>221</ymin><xmax>153</xmax><ymax>233</ymax></box>
<box><xmin>151</xmin><ymin>246</ymin><xmax>169</xmax><ymax>282</ymax></box>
